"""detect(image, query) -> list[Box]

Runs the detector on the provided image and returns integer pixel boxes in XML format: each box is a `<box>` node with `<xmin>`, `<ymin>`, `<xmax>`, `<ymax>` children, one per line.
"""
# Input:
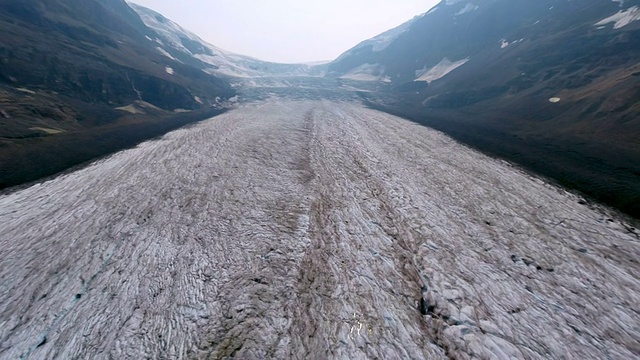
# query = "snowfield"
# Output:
<box><xmin>0</xmin><ymin>100</ymin><xmax>638</xmax><ymax>359</ymax></box>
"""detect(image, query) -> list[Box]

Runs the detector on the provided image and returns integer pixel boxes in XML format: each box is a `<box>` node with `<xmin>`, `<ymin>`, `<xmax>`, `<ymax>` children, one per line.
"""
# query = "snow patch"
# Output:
<box><xmin>455</xmin><ymin>3</ymin><xmax>479</xmax><ymax>16</ymax></box>
<box><xmin>116</xmin><ymin>103</ymin><xmax>145</xmax><ymax>114</ymax></box>
<box><xmin>115</xmin><ymin>100</ymin><xmax>163</xmax><ymax>114</ymax></box>
<box><xmin>16</xmin><ymin>87</ymin><xmax>36</xmax><ymax>95</ymax></box>
<box><xmin>595</xmin><ymin>6</ymin><xmax>640</xmax><ymax>29</ymax></box>
<box><xmin>156</xmin><ymin>47</ymin><xmax>176</xmax><ymax>60</ymax></box>
<box><xmin>165</xmin><ymin>66</ymin><xmax>174</xmax><ymax>75</ymax></box>
<box><xmin>30</xmin><ymin>127</ymin><xmax>64</xmax><ymax>135</ymax></box>
<box><xmin>500</xmin><ymin>38</ymin><xmax>524</xmax><ymax>49</ymax></box>
<box><xmin>414</xmin><ymin>58</ymin><xmax>469</xmax><ymax>83</ymax></box>
<box><xmin>340</xmin><ymin>63</ymin><xmax>388</xmax><ymax>82</ymax></box>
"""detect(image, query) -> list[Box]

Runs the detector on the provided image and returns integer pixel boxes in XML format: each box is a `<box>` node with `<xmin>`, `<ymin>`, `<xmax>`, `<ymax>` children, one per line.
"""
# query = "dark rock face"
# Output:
<box><xmin>0</xmin><ymin>0</ymin><xmax>233</xmax><ymax>111</ymax></box>
<box><xmin>0</xmin><ymin>0</ymin><xmax>235</xmax><ymax>189</ymax></box>
<box><xmin>0</xmin><ymin>0</ymin><xmax>153</xmax><ymax>41</ymax></box>
<box><xmin>330</xmin><ymin>0</ymin><xmax>640</xmax><ymax>86</ymax></box>
<box><xmin>330</xmin><ymin>0</ymin><xmax>640</xmax><ymax>218</ymax></box>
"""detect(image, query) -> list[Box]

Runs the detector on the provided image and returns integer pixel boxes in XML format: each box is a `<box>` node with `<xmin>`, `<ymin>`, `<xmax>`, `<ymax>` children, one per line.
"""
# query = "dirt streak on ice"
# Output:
<box><xmin>0</xmin><ymin>100</ymin><xmax>638</xmax><ymax>359</ymax></box>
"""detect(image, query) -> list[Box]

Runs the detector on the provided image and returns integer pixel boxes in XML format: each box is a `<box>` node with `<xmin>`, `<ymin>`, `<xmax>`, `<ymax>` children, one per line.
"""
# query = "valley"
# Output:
<box><xmin>1</xmin><ymin>0</ymin><xmax>640</xmax><ymax>358</ymax></box>
<box><xmin>1</xmin><ymin>100</ymin><xmax>638</xmax><ymax>359</ymax></box>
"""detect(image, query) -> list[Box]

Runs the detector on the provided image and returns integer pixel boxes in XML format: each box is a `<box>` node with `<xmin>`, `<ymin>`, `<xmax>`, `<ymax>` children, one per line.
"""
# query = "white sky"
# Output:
<box><xmin>130</xmin><ymin>0</ymin><xmax>441</xmax><ymax>63</ymax></box>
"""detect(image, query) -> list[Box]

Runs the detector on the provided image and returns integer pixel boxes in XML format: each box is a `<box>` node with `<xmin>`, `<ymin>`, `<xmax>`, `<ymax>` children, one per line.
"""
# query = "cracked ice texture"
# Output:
<box><xmin>0</xmin><ymin>100</ymin><xmax>638</xmax><ymax>359</ymax></box>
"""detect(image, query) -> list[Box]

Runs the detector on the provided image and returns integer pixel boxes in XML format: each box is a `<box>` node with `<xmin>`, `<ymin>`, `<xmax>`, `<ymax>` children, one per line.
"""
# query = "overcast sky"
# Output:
<box><xmin>131</xmin><ymin>0</ymin><xmax>441</xmax><ymax>63</ymax></box>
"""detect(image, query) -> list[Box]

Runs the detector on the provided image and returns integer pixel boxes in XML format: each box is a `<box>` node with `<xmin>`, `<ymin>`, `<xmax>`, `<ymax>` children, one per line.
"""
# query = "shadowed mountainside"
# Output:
<box><xmin>0</xmin><ymin>0</ymin><xmax>235</xmax><ymax>189</ymax></box>
<box><xmin>330</xmin><ymin>0</ymin><xmax>640</xmax><ymax>218</ymax></box>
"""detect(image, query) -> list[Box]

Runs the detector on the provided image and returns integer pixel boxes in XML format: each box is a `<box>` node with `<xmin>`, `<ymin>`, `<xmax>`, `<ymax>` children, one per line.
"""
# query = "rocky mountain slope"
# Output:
<box><xmin>0</xmin><ymin>0</ymin><xmax>234</xmax><ymax>189</ymax></box>
<box><xmin>129</xmin><ymin>3</ymin><xmax>324</xmax><ymax>78</ymax></box>
<box><xmin>330</xmin><ymin>0</ymin><xmax>640</xmax><ymax>218</ymax></box>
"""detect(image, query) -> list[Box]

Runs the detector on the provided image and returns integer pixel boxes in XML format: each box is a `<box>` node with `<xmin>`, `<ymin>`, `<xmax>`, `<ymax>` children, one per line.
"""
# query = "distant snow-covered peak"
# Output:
<box><xmin>130</xmin><ymin>4</ymin><xmax>197</xmax><ymax>55</ymax></box>
<box><xmin>129</xmin><ymin>2</ymin><xmax>321</xmax><ymax>78</ymax></box>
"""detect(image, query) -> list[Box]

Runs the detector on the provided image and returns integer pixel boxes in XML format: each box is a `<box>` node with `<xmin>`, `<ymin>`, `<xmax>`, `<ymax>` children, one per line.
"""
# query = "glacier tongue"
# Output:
<box><xmin>0</xmin><ymin>100</ymin><xmax>638</xmax><ymax>359</ymax></box>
